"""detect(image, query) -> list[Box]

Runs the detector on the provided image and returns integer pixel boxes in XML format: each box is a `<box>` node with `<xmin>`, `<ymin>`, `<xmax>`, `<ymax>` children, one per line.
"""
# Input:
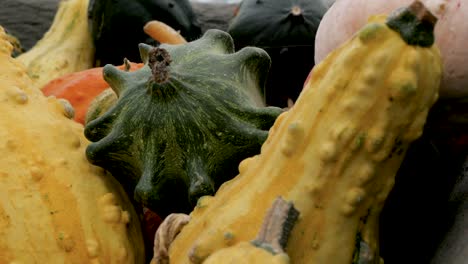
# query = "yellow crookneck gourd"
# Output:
<box><xmin>0</xmin><ymin>27</ymin><xmax>144</xmax><ymax>263</ymax></box>
<box><xmin>168</xmin><ymin>1</ymin><xmax>442</xmax><ymax>263</ymax></box>
<box><xmin>17</xmin><ymin>0</ymin><xmax>94</xmax><ymax>90</ymax></box>
<box><xmin>202</xmin><ymin>197</ymin><xmax>298</xmax><ymax>264</ymax></box>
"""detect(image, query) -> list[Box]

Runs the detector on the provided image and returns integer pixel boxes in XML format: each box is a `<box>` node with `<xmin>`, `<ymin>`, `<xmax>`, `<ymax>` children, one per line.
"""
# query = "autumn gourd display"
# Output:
<box><xmin>84</xmin><ymin>29</ymin><xmax>284</xmax><ymax>217</ymax></box>
<box><xmin>314</xmin><ymin>0</ymin><xmax>468</xmax><ymax>98</ymax></box>
<box><xmin>227</xmin><ymin>0</ymin><xmax>328</xmax><ymax>107</ymax></box>
<box><xmin>0</xmin><ymin>26</ymin><xmax>144</xmax><ymax>263</ymax></box>
<box><xmin>17</xmin><ymin>0</ymin><xmax>94</xmax><ymax>90</ymax></box>
<box><xmin>42</xmin><ymin>60</ymin><xmax>143</xmax><ymax>124</ymax></box>
<box><xmin>168</xmin><ymin>2</ymin><xmax>442</xmax><ymax>263</ymax></box>
<box><xmin>88</xmin><ymin>0</ymin><xmax>201</xmax><ymax>66</ymax></box>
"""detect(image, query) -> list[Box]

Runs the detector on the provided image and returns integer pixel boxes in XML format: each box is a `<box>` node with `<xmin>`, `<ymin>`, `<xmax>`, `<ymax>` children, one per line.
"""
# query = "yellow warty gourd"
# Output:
<box><xmin>202</xmin><ymin>197</ymin><xmax>297</xmax><ymax>264</ymax></box>
<box><xmin>168</xmin><ymin>1</ymin><xmax>442</xmax><ymax>263</ymax></box>
<box><xmin>0</xmin><ymin>27</ymin><xmax>144</xmax><ymax>263</ymax></box>
<box><xmin>17</xmin><ymin>0</ymin><xmax>94</xmax><ymax>90</ymax></box>
<box><xmin>202</xmin><ymin>242</ymin><xmax>290</xmax><ymax>264</ymax></box>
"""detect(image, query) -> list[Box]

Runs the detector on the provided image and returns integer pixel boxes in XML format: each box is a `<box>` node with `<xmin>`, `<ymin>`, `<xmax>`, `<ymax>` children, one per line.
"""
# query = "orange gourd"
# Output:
<box><xmin>42</xmin><ymin>61</ymin><xmax>144</xmax><ymax>124</ymax></box>
<box><xmin>144</xmin><ymin>20</ymin><xmax>188</xmax><ymax>45</ymax></box>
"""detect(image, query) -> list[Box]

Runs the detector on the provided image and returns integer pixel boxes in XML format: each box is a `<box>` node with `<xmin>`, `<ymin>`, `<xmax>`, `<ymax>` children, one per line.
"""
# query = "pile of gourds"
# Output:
<box><xmin>1</xmin><ymin>0</ymin><xmax>466</xmax><ymax>263</ymax></box>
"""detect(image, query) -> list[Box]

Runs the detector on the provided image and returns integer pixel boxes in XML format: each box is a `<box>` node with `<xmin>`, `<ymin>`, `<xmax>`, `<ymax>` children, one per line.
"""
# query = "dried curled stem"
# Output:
<box><xmin>151</xmin><ymin>213</ymin><xmax>191</xmax><ymax>264</ymax></box>
<box><xmin>148</xmin><ymin>47</ymin><xmax>172</xmax><ymax>84</ymax></box>
<box><xmin>252</xmin><ymin>196</ymin><xmax>300</xmax><ymax>254</ymax></box>
<box><xmin>407</xmin><ymin>0</ymin><xmax>437</xmax><ymax>25</ymax></box>
<box><xmin>386</xmin><ymin>0</ymin><xmax>437</xmax><ymax>47</ymax></box>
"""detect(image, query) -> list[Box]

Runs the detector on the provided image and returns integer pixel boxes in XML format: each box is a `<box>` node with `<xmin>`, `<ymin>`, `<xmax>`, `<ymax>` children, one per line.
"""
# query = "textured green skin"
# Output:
<box><xmin>85</xmin><ymin>88</ymin><xmax>117</xmax><ymax>124</ymax></box>
<box><xmin>85</xmin><ymin>29</ymin><xmax>283</xmax><ymax>216</ymax></box>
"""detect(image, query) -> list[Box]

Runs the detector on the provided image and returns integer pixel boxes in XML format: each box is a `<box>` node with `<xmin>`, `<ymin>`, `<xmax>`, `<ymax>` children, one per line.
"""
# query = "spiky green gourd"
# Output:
<box><xmin>84</xmin><ymin>29</ymin><xmax>283</xmax><ymax>217</ymax></box>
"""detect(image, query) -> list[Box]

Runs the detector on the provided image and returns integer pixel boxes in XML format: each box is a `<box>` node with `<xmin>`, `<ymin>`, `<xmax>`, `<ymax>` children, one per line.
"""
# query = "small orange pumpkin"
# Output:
<box><xmin>42</xmin><ymin>61</ymin><xmax>144</xmax><ymax>124</ymax></box>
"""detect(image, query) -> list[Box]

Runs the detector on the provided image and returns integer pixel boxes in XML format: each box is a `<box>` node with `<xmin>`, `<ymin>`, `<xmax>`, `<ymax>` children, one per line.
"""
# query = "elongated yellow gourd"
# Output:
<box><xmin>17</xmin><ymin>0</ymin><xmax>94</xmax><ymax>90</ymax></box>
<box><xmin>202</xmin><ymin>197</ymin><xmax>297</xmax><ymax>264</ymax></box>
<box><xmin>0</xmin><ymin>27</ymin><xmax>144</xmax><ymax>263</ymax></box>
<box><xmin>168</xmin><ymin>2</ymin><xmax>442</xmax><ymax>263</ymax></box>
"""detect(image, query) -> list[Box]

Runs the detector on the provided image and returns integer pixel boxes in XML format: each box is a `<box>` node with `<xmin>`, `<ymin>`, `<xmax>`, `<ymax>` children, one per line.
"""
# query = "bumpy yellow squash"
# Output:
<box><xmin>17</xmin><ymin>0</ymin><xmax>94</xmax><ymax>90</ymax></box>
<box><xmin>202</xmin><ymin>197</ymin><xmax>297</xmax><ymax>264</ymax></box>
<box><xmin>0</xmin><ymin>27</ymin><xmax>144</xmax><ymax>263</ymax></box>
<box><xmin>168</xmin><ymin>1</ymin><xmax>442</xmax><ymax>263</ymax></box>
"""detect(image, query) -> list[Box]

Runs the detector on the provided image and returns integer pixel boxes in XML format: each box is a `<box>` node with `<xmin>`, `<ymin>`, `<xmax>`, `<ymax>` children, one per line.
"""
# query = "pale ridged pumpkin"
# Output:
<box><xmin>168</xmin><ymin>1</ymin><xmax>442</xmax><ymax>263</ymax></box>
<box><xmin>17</xmin><ymin>0</ymin><xmax>95</xmax><ymax>90</ymax></box>
<box><xmin>314</xmin><ymin>0</ymin><xmax>468</xmax><ymax>98</ymax></box>
<box><xmin>0</xmin><ymin>26</ymin><xmax>144</xmax><ymax>263</ymax></box>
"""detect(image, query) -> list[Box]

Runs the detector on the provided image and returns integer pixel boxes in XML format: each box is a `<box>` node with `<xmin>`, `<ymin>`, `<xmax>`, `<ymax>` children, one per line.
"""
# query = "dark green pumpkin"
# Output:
<box><xmin>88</xmin><ymin>0</ymin><xmax>202</xmax><ymax>66</ymax></box>
<box><xmin>227</xmin><ymin>0</ymin><xmax>328</xmax><ymax>107</ymax></box>
<box><xmin>84</xmin><ymin>29</ymin><xmax>283</xmax><ymax>217</ymax></box>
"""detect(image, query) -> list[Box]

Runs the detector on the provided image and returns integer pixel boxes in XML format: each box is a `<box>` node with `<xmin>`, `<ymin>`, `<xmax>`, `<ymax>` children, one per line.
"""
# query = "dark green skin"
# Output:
<box><xmin>88</xmin><ymin>0</ymin><xmax>202</xmax><ymax>66</ymax></box>
<box><xmin>85</xmin><ymin>29</ymin><xmax>283</xmax><ymax>217</ymax></box>
<box><xmin>227</xmin><ymin>0</ymin><xmax>328</xmax><ymax>107</ymax></box>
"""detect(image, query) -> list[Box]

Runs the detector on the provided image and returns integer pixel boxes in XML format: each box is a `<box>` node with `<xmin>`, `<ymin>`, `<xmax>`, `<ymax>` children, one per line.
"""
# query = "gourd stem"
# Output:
<box><xmin>148</xmin><ymin>47</ymin><xmax>172</xmax><ymax>83</ymax></box>
<box><xmin>289</xmin><ymin>5</ymin><xmax>305</xmax><ymax>23</ymax></box>
<box><xmin>291</xmin><ymin>6</ymin><xmax>302</xmax><ymax>16</ymax></box>
<box><xmin>386</xmin><ymin>0</ymin><xmax>437</xmax><ymax>47</ymax></box>
<box><xmin>151</xmin><ymin>213</ymin><xmax>191</xmax><ymax>264</ymax></box>
<box><xmin>251</xmin><ymin>196</ymin><xmax>299</xmax><ymax>255</ymax></box>
<box><xmin>123</xmin><ymin>58</ymin><xmax>131</xmax><ymax>71</ymax></box>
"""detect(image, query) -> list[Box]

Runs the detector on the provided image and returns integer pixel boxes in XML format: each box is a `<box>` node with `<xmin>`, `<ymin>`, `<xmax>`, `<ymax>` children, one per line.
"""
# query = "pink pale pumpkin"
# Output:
<box><xmin>315</xmin><ymin>0</ymin><xmax>468</xmax><ymax>98</ymax></box>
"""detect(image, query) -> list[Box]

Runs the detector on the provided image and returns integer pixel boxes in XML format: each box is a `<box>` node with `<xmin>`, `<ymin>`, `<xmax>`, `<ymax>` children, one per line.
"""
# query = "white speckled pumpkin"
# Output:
<box><xmin>315</xmin><ymin>0</ymin><xmax>468</xmax><ymax>98</ymax></box>
<box><xmin>0</xmin><ymin>26</ymin><xmax>144</xmax><ymax>264</ymax></box>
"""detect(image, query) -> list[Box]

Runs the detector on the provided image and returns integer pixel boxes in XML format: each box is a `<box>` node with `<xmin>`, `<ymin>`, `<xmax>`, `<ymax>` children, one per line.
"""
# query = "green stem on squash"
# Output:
<box><xmin>290</xmin><ymin>6</ymin><xmax>302</xmax><ymax>16</ymax></box>
<box><xmin>123</xmin><ymin>58</ymin><xmax>131</xmax><ymax>71</ymax></box>
<box><xmin>386</xmin><ymin>0</ymin><xmax>437</xmax><ymax>47</ymax></box>
<box><xmin>289</xmin><ymin>5</ymin><xmax>305</xmax><ymax>23</ymax></box>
